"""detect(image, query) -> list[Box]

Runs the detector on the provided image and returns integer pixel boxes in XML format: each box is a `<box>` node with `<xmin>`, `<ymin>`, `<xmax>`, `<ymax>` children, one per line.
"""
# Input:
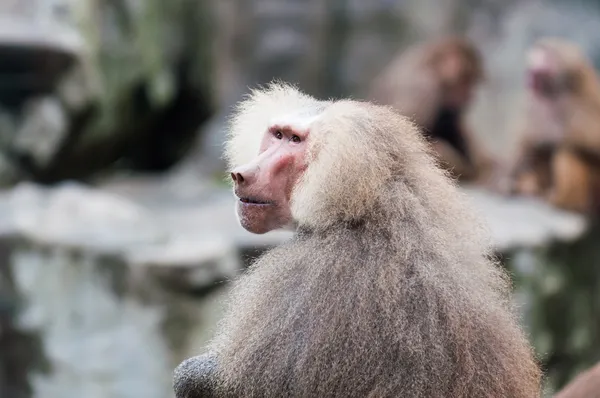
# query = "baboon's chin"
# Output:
<box><xmin>240</xmin><ymin>222</ymin><xmax>270</xmax><ymax>235</ymax></box>
<box><xmin>236</xmin><ymin>205</ymin><xmax>272</xmax><ymax>235</ymax></box>
<box><xmin>236</xmin><ymin>202</ymin><xmax>293</xmax><ymax>235</ymax></box>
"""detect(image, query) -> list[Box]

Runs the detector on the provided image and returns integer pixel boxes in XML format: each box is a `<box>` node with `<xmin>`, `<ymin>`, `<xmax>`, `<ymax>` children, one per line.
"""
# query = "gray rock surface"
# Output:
<box><xmin>462</xmin><ymin>186</ymin><xmax>587</xmax><ymax>251</ymax></box>
<box><xmin>12</xmin><ymin>98</ymin><xmax>69</xmax><ymax>169</ymax></box>
<box><xmin>0</xmin><ymin>0</ymin><xmax>215</xmax><ymax>185</ymax></box>
<box><xmin>11</xmin><ymin>249</ymin><xmax>174</xmax><ymax>398</ymax></box>
<box><xmin>0</xmin><ymin>180</ymin><xmax>241</xmax><ymax>398</ymax></box>
<box><xmin>0</xmin><ymin>182</ymin><xmax>165</xmax><ymax>252</ymax></box>
<box><xmin>0</xmin><ymin>0</ymin><xmax>82</xmax><ymax>53</ymax></box>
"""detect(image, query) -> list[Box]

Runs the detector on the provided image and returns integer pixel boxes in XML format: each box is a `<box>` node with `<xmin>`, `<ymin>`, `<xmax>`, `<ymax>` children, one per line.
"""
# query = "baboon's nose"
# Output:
<box><xmin>231</xmin><ymin>162</ymin><xmax>258</xmax><ymax>185</ymax></box>
<box><xmin>231</xmin><ymin>172</ymin><xmax>244</xmax><ymax>183</ymax></box>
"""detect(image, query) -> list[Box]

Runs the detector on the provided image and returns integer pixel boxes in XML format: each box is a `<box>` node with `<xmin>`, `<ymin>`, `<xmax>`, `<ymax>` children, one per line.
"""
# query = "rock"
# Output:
<box><xmin>0</xmin><ymin>0</ymin><xmax>216</xmax><ymax>185</ymax></box>
<box><xmin>12</xmin><ymin>97</ymin><xmax>68</xmax><ymax>169</ymax></box>
<box><xmin>10</xmin><ymin>249</ymin><xmax>173</xmax><ymax>398</ymax></box>
<box><xmin>0</xmin><ymin>0</ymin><xmax>82</xmax><ymax>54</ymax></box>
<box><xmin>127</xmin><ymin>236</ymin><xmax>239</xmax><ymax>292</ymax></box>
<box><xmin>2</xmin><ymin>182</ymin><xmax>165</xmax><ymax>252</ymax></box>
<box><xmin>0</xmin><ymin>180</ymin><xmax>241</xmax><ymax>398</ymax></box>
<box><xmin>0</xmin><ymin>0</ymin><xmax>82</xmax><ymax>103</ymax></box>
<box><xmin>463</xmin><ymin>186</ymin><xmax>588</xmax><ymax>251</ymax></box>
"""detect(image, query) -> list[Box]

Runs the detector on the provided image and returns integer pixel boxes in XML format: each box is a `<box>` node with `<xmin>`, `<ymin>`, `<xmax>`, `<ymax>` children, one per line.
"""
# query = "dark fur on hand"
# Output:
<box><xmin>173</xmin><ymin>353</ymin><xmax>218</xmax><ymax>398</ymax></box>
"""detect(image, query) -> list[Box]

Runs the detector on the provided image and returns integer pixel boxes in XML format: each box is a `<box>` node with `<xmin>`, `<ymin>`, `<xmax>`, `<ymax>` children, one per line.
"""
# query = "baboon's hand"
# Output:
<box><xmin>173</xmin><ymin>352</ymin><xmax>218</xmax><ymax>398</ymax></box>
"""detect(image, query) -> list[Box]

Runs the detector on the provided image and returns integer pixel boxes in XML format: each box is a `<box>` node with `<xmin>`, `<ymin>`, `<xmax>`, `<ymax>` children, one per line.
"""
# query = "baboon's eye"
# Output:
<box><xmin>291</xmin><ymin>135</ymin><xmax>301</xmax><ymax>143</ymax></box>
<box><xmin>274</xmin><ymin>130</ymin><xmax>283</xmax><ymax>139</ymax></box>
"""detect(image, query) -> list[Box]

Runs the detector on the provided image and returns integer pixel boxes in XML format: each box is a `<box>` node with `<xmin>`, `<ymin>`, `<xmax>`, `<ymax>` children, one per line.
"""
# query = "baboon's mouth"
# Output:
<box><xmin>239</xmin><ymin>197</ymin><xmax>272</xmax><ymax>205</ymax></box>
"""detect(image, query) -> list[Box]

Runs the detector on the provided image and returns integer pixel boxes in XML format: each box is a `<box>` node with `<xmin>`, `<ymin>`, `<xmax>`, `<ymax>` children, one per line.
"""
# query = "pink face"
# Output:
<box><xmin>526</xmin><ymin>47</ymin><xmax>561</xmax><ymax>97</ymax></box>
<box><xmin>230</xmin><ymin>124</ymin><xmax>309</xmax><ymax>234</ymax></box>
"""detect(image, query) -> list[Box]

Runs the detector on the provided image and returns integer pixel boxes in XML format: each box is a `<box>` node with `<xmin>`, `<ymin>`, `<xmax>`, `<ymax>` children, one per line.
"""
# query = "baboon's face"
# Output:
<box><xmin>438</xmin><ymin>52</ymin><xmax>478</xmax><ymax>109</ymax></box>
<box><xmin>230</xmin><ymin>116</ymin><xmax>311</xmax><ymax>234</ymax></box>
<box><xmin>526</xmin><ymin>46</ymin><xmax>571</xmax><ymax>98</ymax></box>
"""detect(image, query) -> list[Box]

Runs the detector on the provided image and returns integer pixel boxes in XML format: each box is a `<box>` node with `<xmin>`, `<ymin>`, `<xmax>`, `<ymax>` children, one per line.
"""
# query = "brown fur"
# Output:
<box><xmin>368</xmin><ymin>36</ymin><xmax>496</xmax><ymax>183</ymax></box>
<box><xmin>203</xmin><ymin>83</ymin><xmax>541</xmax><ymax>397</ymax></box>
<box><xmin>509</xmin><ymin>37</ymin><xmax>600</xmax><ymax>214</ymax></box>
<box><xmin>554</xmin><ymin>362</ymin><xmax>600</xmax><ymax>398</ymax></box>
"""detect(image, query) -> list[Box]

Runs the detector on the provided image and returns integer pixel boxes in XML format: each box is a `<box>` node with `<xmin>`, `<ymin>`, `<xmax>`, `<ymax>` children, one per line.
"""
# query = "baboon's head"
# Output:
<box><xmin>226</xmin><ymin>82</ymin><xmax>430</xmax><ymax>234</ymax></box>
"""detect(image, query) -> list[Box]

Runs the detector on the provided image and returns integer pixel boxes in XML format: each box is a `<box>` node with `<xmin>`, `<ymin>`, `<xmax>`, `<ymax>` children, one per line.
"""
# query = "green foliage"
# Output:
<box><xmin>507</xmin><ymin>225</ymin><xmax>600</xmax><ymax>394</ymax></box>
<box><xmin>71</xmin><ymin>0</ymin><xmax>214</xmax><ymax>144</ymax></box>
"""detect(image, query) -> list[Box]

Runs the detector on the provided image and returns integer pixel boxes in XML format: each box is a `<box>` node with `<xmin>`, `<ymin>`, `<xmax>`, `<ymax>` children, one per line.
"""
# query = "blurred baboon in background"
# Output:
<box><xmin>554</xmin><ymin>362</ymin><xmax>600</xmax><ymax>398</ymax></box>
<box><xmin>368</xmin><ymin>36</ymin><xmax>498</xmax><ymax>184</ymax></box>
<box><xmin>507</xmin><ymin>38</ymin><xmax>600</xmax><ymax>214</ymax></box>
<box><xmin>173</xmin><ymin>83</ymin><xmax>541</xmax><ymax>397</ymax></box>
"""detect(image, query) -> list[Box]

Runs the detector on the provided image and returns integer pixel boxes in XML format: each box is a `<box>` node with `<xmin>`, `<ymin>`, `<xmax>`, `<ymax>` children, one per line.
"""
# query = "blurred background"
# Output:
<box><xmin>1</xmin><ymin>0</ymin><xmax>600</xmax><ymax>397</ymax></box>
